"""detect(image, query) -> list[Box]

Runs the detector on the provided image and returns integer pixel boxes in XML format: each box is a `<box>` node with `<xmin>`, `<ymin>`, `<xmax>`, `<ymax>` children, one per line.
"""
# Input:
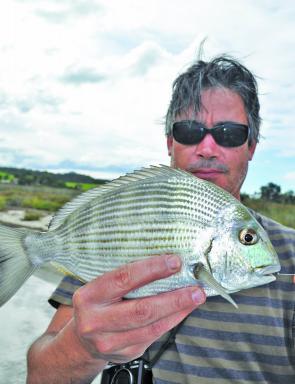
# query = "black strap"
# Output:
<box><xmin>102</xmin><ymin>318</ymin><xmax>186</xmax><ymax>383</ymax></box>
<box><xmin>143</xmin><ymin>318</ymin><xmax>186</xmax><ymax>368</ymax></box>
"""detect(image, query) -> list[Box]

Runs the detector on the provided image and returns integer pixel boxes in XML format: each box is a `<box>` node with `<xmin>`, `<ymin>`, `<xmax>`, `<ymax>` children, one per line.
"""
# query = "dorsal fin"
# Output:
<box><xmin>48</xmin><ymin>165</ymin><xmax>191</xmax><ymax>231</ymax></box>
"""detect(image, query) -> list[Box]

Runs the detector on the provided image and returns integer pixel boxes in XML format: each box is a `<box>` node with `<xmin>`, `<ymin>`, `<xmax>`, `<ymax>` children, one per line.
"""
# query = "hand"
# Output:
<box><xmin>72</xmin><ymin>254</ymin><xmax>206</xmax><ymax>364</ymax></box>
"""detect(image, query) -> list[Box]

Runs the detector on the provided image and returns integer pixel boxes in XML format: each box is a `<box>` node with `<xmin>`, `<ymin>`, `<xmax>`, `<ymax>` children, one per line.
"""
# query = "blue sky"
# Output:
<box><xmin>0</xmin><ymin>0</ymin><xmax>294</xmax><ymax>195</ymax></box>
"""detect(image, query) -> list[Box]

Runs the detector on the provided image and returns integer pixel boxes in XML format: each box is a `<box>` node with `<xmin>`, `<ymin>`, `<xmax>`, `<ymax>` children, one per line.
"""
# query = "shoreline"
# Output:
<box><xmin>0</xmin><ymin>208</ymin><xmax>52</xmax><ymax>230</ymax></box>
<box><xmin>0</xmin><ymin>208</ymin><xmax>64</xmax><ymax>284</ymax></box>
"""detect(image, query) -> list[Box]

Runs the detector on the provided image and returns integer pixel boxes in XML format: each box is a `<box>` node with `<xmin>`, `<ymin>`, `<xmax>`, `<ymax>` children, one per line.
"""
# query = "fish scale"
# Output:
<box><xmin>58</xmin><ymin>221</ymin><xmax>199</xmax><ymax>263</ymax></box>
<box><xmin>59</xmin><ymin>179</ymin><xmax>224</xmax><ymax>234</ymax></box>
<box><xmin>0</xmin><ymin>165</ymin><xmax>281</xmax><ymax>306</ymax></box>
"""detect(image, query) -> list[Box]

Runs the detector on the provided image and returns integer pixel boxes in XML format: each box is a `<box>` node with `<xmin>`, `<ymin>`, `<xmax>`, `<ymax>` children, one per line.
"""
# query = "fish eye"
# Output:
<box><xmin>239</xmin><ymin>228</ymin><xmax>258</xmax><ymax>245</ymax></box>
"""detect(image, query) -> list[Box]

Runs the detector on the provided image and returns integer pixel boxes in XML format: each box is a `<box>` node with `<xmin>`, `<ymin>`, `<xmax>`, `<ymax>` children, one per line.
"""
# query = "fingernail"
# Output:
<box><xmin>166</xmin><ymin>255</ymin><xmax>181</xmax><ymax>271</ymax></box>
<box><xmin>192</xmin><ymin>289</ymin><xmax>206</xmax><ymax>305</ymax></box>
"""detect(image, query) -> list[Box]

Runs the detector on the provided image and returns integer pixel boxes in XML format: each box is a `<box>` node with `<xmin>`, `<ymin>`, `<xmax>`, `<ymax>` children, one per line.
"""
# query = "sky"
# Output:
<box><xmin>0</xmin><ymin>0</ymin><xmax>294</xmax><ymax>195</ymax></box>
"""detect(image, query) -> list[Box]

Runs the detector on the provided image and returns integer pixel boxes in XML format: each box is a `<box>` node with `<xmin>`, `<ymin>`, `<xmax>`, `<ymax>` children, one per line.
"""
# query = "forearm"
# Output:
<box><xmin>26</xmin><ymin>319</ymin><xmax>107</xmax><ymax>384</ymax></box>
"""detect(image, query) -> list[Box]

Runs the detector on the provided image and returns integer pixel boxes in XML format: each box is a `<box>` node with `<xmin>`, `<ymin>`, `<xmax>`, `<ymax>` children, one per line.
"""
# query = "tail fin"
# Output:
<box><xmin>0</xmin><ymin>223</ymin><xmax>36</xmax><ymax>307</ymax></box>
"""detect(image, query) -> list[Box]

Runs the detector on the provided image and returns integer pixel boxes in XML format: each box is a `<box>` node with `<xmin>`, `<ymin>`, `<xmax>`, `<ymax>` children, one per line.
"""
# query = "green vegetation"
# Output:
<box><xmin>0</xmin><ymin>184</ymin><xmax>78</xmax><ymax>212</ymax></box>
<box><xmin>0</xmin><ymin>171</ymin><xmax>15</xmax><ymax>183</ymax></box>
<box><xmin>0</xmin><ymin>166</ymin><xmax>107</xmax><ymax>188</ymax></box>
<box><xmin>259</xmin><ymin>182</ymin><xmax>295</xmax><ymax>204</ymax></box>
<box><xmin>0</xmin><ymin>167</ymin><xmax>107</xmax><ymax>219</ymax></box>
<box><xmin>22</xmin><ymin>196</ymin><xmax>63</xmax><ymax>211</ymax></box>
<box><xmin>23</xmin><ymin>210</ymin><xmax>44</xmax><ymax>221</ymax></box>
<box><xmin>65</xmin><ymin>182</ymin><xmax>98</xmax><ymax>191</ymax></box>
<box><xmin>241</xmin><ymin>182</ymin><xmax>295</xmax><ymax>228</ymax></box>
<box><xmin>0</xmin><ymin>195</ymin><xmax>6</xmax><ymax>210</ymax></box>
<box><xmin>0</xmin><ymin>169</ymin><xmax>294</xmax><ymax>229</ymax></box>
<box><xmin>243</xmin><ymin>198</ymin><xmax>295</xmax><ymax>229</ymax></box>
<box><xmin>0</xmin><ymin>182</ymin><xmax>294</xmax><ymax>229</ymax></box>
<box><xmin>0</xmin><ymin>167</ymin><xmax>107</xmax><ymax>216</ymax></box>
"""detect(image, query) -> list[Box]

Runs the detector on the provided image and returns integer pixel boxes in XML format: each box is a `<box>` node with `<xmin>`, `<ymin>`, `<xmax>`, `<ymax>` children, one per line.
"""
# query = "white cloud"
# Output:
<box><xmin>284</xmin><ymin>172</ymin><xmax>295</xmax><ymax>182</ymax></box>
<box><xmin>0</xmin><ymin>0</ymin><xmax>294</xmax><ymax>187</ymax></box>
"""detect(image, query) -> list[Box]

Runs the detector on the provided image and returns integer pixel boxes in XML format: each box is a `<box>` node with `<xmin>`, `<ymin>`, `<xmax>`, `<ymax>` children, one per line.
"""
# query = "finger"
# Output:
<box><xmin>92</xmin><ymin>305</ymin><xmax>199</xmax><ymax>361</ymax></box>
<box><xmin>82</xmin><ymin>286</ymin><xmax>206</xmax><ymax>333</ymax></box>
<box><xmin>74</xmin><ymin>254</ymin><xmax>182</xmax><ymax>305</ymax></box>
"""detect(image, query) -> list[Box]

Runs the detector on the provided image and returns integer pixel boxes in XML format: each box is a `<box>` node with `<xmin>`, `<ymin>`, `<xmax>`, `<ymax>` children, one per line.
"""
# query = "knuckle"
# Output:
<box><xmin>148</xmin><ymin>255</ymin><xmax>167</xmax><ymax>275</ymax></box>
<box><xmin>172</xmin><ymin>289</ymin><xmax>193</xmax><ymax>310</ymax></box>
<box><xmin>113</xmin><ymin>264</ymin><xmax>133</xmax><ymax>290</ymax></box>
<box><xmin>72</xmin><ymin>289</ymin><xmax>82</xmax><ymax>308</ymax></box>
<box><xmin>173</xmin><ymin>292</ymin><xmax>186</xmax><ymax>311</ymax></box>
<box><xmin>133</xmin><ymin>300</ymin><xmax>153</xmax><ymax>321</ymax></box>
<box><xmin>150</xmin><ymin>319</ymin><xmax>165</xmax><ymax>338</ymax></box>
<box><xmin>72</xmin><ymin>288</ymin><xmax>84</xmax><ymax>309</ymax></box>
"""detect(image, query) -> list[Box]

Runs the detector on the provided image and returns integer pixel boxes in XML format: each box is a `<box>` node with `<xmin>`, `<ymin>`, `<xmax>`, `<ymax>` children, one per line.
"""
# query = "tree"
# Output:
<box><xmin>260</xmin><ymin>182</ymin><xmax>281</xmax><ymax>202</ymax></box>
<box><xmin>282</xmin><ymin>190</ymin><xmax>295</xmax><ymax>204</ymax></box>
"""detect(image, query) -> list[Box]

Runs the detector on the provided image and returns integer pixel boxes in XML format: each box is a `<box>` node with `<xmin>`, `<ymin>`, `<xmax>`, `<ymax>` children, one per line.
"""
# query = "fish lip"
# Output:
<box><xmin>254</xmin><ymin>264</ymin><xmax>281</xmax><ymax>277</ymax></box>
<box><xmin>225</xmin><ymin>274</ymin><xmax>278</xmax><ymax>292</ymax></box>
<box><xmin>220</xmin><ymin>266</ymin><xmax>281</xmax><ymax>292</ymax></box>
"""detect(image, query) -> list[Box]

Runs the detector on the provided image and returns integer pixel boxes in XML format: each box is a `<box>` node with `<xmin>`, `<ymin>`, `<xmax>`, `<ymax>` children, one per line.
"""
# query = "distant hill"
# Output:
<box><xmin>0</xmin><ymin>166</ymin><xmax>108</xmax><ymax>189</ymax></box>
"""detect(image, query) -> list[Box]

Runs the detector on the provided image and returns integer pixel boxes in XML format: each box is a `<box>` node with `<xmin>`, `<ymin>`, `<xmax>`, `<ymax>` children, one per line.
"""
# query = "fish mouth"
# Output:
<box><xmin>219</xmin><ymin>265</ymin><xmax>282</xmax><ymax>293</ymax></box>
<box><xmin>254</xmin><ymin>264</ymin><xmax>281</xmax><ymax>277</ymax></box>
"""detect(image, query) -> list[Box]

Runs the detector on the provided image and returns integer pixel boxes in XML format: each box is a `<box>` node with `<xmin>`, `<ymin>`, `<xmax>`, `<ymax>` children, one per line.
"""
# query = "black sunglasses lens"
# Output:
<box><xmin>172</xmin><ymin>122</ymin><xmax>204</xmax><ymax>145</ymax></box>
<box><xmin>172</xmin><ymin>121</ymin><xmax>249</xmax><ymax>147</ymax></box>
<box><xmin>213</xmin><ymin>124</ymin><xmax>248</xmax><ymax>147</ymax></box>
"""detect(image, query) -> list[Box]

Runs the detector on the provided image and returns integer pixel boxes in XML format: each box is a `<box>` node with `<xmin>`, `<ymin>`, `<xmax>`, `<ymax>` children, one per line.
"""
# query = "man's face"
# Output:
<box><xmin>167</xmin><ymin>87</ymin><xmax>256</xmax><ymax>200</ymax></box>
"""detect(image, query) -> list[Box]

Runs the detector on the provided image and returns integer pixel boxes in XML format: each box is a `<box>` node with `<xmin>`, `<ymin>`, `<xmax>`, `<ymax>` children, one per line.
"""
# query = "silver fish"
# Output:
<box><xmin>0</xmin><ymin>165</ymin><xmax>280</xmax><ymax>307</ymax></box>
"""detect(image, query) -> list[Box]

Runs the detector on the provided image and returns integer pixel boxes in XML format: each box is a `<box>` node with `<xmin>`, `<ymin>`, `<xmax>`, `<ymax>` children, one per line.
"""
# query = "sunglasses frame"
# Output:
<box><xmin>172</xmin><ymin>120</ymin><xmax>250</xmax><ymax>148</ymax></box>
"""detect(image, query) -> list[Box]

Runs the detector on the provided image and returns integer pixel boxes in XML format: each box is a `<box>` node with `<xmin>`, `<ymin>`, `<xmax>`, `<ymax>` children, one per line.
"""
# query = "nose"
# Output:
<box><xmin>195</xmin><ymin>132</ymin><xmax>220</xmax><ymax>159</ymax></box>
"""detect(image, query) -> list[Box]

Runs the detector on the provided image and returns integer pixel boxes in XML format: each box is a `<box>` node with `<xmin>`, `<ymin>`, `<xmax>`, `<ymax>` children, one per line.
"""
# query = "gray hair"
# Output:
<box><xmin>165</xmin><ymin>55</ymin><xmax>261</xmax><ymax>145</ymax></box>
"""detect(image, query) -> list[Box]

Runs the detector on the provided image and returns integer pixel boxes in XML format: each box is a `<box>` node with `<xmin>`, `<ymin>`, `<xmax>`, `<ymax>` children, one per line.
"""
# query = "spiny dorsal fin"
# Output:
<box><xmin>48</xmin><ymin>165</ymin><xmax>192</xmax><ymax>231</ymax></box>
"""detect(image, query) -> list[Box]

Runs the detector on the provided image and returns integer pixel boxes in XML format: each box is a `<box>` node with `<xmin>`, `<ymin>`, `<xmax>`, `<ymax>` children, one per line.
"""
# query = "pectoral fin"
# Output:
<box><xmin>193</xmin><ymin>263</ymin><xmax>238</xmax><ymax>309</ymax></box>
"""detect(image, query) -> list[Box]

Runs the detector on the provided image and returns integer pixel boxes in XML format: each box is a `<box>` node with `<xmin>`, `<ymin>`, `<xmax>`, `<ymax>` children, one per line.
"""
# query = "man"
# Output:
<box><xmin>27</xmin><ymin>56</ymin><xmax>295</xmax><ymax>383</ymax></box>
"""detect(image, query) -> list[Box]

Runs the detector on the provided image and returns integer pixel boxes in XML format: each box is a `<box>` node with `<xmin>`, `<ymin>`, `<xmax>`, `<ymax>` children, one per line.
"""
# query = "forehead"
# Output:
<box><xmin>176</xmin><ymin>87</ymin><xmax>248</xmax><ymax>124</ymax></box>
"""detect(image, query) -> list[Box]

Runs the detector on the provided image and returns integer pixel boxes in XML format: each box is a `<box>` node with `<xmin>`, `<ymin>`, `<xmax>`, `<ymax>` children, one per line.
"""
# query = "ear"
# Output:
<box><xmin>248</xmin><ymin>141</ymin><xmax>257</xmax><ymax>161</ymax></box>
<box><xmin>167</xmin><ymin>136</ymin><xmax>173</xmax><ymax>156</ymax></box>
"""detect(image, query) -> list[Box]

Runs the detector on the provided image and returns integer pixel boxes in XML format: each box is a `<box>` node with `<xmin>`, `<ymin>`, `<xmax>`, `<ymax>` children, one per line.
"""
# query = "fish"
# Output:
<box><xmin>0</xmin><ymin>165</ymin><xmax>281</xmax><ymax>308</ymax></box>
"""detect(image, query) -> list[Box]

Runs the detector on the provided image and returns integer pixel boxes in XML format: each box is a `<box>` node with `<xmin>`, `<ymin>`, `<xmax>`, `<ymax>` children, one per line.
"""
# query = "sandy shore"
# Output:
<box><xmin>0</xmin><ymin>208</ymin><xmax>52</xmax><ymax>230</ymax></box>
<box><xmin>0</xmin><ymin>209</ymin><xmax>102</xmax><ymax>383</ymax></box>
<box><xmin>0</xmin><ymin>209</ymin><xmax>64</xmax><ymax>284</ymax></box>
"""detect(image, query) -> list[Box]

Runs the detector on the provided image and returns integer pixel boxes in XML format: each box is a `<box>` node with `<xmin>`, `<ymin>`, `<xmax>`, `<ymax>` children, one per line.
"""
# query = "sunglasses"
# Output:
<box><xmin>172</xmin><ymin>120</ymin><xmax>249</xmax><ymax>148</ymax></box>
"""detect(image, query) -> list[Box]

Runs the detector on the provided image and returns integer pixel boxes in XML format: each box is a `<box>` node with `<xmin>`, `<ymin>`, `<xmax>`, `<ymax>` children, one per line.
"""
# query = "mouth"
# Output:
<box><xmin>221</xmin><ymin>264</ymin><xmax>282</xmax><ymax>292</ymax></box>
<box><xmin>190</xmin><ymin>169</ymin><xmax>225</xmax><ymax>180</ymax></box>
<box><xmin>254</xmin><ymin>265</ymin><xmax>281</xmax><ymax>277</ymax></box>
